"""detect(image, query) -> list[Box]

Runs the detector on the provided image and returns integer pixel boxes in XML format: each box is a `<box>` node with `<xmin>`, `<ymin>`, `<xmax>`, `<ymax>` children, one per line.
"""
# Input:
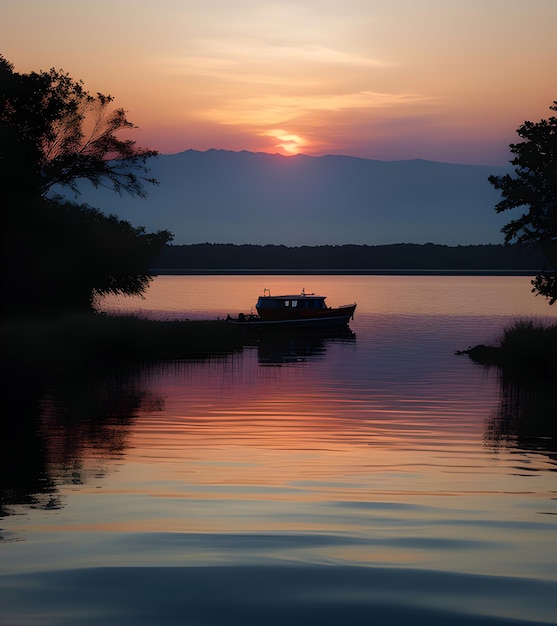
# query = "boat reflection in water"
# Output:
<box><xmin>230</xmin><ymin>288</ymin><xmax>357</xmax><ymax>328</ymax></box>
<box><xmin>253</xmin><ymin>326</ymin><xmax>356</xmax><ymax>365</ymax></box>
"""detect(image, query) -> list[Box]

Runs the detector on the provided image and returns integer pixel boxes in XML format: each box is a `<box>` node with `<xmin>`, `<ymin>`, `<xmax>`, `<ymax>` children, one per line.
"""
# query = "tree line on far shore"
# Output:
<box><xmin>152</xmin><ymin>242</ymin><xmax>545</xmax><ymax>271</ymax></box>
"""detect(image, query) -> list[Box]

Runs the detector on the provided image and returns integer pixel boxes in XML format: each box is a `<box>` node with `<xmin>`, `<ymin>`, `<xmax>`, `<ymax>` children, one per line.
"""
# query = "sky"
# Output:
<box><xmin>1</xmin><ymin>0</ymin><xmax>556</xmax><ymax>165</ymax></box>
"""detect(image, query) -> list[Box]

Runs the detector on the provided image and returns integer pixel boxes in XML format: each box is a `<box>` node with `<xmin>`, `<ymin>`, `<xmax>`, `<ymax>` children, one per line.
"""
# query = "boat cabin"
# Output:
<box><xmin>256</xmin><ymin>293</ymin><xmax>327</xmax><ymax>312</ymax></box>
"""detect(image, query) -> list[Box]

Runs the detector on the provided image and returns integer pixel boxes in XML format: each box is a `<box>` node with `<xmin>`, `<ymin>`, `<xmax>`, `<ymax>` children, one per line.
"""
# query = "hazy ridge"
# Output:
<box><xmin>71</xmin><ymin>149</ymin><xmax>514</xmax><ymax>246</ymax></box>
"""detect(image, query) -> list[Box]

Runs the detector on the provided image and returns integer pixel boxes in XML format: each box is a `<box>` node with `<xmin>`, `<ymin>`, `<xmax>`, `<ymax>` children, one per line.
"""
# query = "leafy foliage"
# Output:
<box><xmin>0</xmin><ymin>55</ymin><xmax>157</xmax><ymax>198</ymax></box>
<box><xmin>0</xmin><ymin>56</ymin><xmax>172</xmax><ymax>317</ymax></box>
<box><xmin>37</xmin><ymin>200</ymin><xmax>172</xmax><ymax>308</ymax></box>
<box><xmin>489</xmin><ymin>102</ymin><xmax>557</xmax><ymax>303</ymax></box>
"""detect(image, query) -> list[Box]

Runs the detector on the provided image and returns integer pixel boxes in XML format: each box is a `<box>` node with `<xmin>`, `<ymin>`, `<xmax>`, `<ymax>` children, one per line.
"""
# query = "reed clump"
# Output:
<box><xmin>460</xmin><ymin>317</ymin><xmax>557</xmax><ymax>377</ymax></box>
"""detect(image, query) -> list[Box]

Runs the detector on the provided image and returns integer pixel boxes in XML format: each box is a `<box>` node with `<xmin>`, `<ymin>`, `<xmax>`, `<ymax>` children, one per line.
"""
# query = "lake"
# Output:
<box><xmin>1</xmin><ymin>275</ymin><xmax>556</xmax><ymax>625</ymax></box>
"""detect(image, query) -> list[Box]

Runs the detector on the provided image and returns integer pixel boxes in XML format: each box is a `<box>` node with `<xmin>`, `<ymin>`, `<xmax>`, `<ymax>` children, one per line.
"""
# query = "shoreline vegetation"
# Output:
<box><xmin>458</xmin><ymin>318</ymin><xmax>557</xmax><ymax>447</ymax></box>
<box><xmin>4</xmin><ymin>308</ymin><xmax>556</xmax><ymax>381</ymax></box>
<box><xmin>457</xmin><ymin>318</ymin><xmax>557</xmax><ymax>377</ymax></box>
<box><xmin>1</xmin><ymin>313</ymin><xmax>250</xmax><ymax>380</ymax></box>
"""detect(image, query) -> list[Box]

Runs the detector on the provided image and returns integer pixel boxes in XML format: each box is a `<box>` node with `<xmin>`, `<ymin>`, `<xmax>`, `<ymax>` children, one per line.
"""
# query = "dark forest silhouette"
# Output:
<box><xmin>152</xmin><ymin>242</ymin><xmax>543</xmax><ymax>272</ymax></box>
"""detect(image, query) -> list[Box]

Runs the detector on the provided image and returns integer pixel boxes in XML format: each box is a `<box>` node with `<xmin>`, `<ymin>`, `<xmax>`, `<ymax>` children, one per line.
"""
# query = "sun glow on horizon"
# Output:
<box><xmin>262</xmin><ymin>129</ymin><xmax>306</xmax><ymax>155</ymax></box>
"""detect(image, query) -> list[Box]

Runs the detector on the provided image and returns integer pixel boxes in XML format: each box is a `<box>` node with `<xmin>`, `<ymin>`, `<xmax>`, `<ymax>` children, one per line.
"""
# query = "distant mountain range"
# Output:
<box><xmin>68</xmin><ymin>149</ymin><xmax>515</xmax><ymax>246</ymax></box>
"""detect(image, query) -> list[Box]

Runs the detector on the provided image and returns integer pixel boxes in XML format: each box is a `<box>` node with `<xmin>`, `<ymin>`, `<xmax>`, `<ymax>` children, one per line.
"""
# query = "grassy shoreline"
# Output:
<box><xmin>5</xmin><ymin>313</ymin><xmax>557</xmax><ymax>382</ymax></box>
<box><xmin>1</xmin><ymin>313</ymin><xmax>249</xmax><ymax>379</ymax></box>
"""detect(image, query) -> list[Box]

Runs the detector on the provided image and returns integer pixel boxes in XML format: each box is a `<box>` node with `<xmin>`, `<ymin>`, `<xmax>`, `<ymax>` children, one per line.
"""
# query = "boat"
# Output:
<box><xmin>229</xmin><ymin>288</ymin><xmax>356</xmax><ymax>328</ymax></box>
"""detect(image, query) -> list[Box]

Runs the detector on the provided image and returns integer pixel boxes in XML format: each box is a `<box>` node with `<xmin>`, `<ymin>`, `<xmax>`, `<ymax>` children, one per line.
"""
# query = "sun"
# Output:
<box><xmin>263</xmin><ymin>129</ymin><xmax>306</xmax><ymax>155</ymax></box>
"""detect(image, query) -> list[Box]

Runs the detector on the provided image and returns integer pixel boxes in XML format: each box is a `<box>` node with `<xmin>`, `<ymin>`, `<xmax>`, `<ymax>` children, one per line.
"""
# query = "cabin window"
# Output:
<box><xmin>291</xmin><ymin>300</ymin><xmax>297</xmax><ymax>307</ymax></box>
<box><xmin>284</xmin><ymin>300</ymin><xmax>290</xmax><ymax>307</ymax></box>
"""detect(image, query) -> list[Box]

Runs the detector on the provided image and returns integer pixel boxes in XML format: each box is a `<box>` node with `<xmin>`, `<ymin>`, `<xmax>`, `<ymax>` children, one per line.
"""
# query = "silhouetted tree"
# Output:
<box><xmin>0</xmin><ymin>56</ymin><xmax>171</xmax><ymax>316</ymax></box>
<box><xmin>20</xmin><ymin>199</ymin><xmax>173</xmax><ymax>312</ymax></box>
<box><xmin>0</xmin><ymin>55</ymin><xmax>157</xmax><ymax>199</ymax></box>
<box><xmin>489</xmin><ymin>102</ymin><xmax>557</xmax><ymax>303</ymax></box>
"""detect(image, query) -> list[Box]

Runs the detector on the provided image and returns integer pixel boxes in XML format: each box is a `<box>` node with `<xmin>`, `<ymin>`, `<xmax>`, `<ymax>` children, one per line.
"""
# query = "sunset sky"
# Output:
<box><xmin>2</xmin><ymin>0</ymin><xmax>556</xmax><ymax>165</ymax></box>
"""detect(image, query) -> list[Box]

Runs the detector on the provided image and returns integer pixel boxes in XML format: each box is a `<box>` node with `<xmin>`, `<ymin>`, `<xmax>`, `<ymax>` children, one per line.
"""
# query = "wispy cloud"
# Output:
<box><xmin>162</xmin><ymin>40</ymin><xmax>391</xmax><ymax>84</ymax></box>
<box><xmin>161</xmin><ymin>39</ymin><xmax>412</xmax><ymax>135</ymax></box>
<box><xmin>202</xmin><ymin>91</ymin><xmax>431</xmax><ymax>126</ymax></box>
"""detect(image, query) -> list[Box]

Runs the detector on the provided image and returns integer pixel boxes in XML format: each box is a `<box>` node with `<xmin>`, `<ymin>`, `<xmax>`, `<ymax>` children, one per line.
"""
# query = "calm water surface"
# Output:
<box><xmin>1</xmin><ymin>276</ymin><xmax>556</xmax><ymax>625</ymax></box>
